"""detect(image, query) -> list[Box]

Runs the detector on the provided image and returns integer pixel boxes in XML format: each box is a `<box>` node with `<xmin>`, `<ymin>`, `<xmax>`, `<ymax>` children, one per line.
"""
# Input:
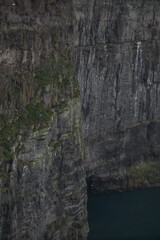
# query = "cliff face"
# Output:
<box><xmin>74</xmin><ymin>0</ymin><xmax>160</xmax><ymax>193</ymax></box>
<box><xmin>0</xmin><ymin>1</ymin><xmax>88</xmax><ymax>239</ymax></box>
<box><xmin>1</xmin><ymin>0</ymin><xmax>160</xmax><ymax>239</ymax></box>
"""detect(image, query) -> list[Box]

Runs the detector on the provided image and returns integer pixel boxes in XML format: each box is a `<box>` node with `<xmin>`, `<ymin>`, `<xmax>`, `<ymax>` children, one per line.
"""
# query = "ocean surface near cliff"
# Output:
<box><xmin>87</xmin><ymin>188</ymin><xmax>160</xmax><ymax>240</ymax></box>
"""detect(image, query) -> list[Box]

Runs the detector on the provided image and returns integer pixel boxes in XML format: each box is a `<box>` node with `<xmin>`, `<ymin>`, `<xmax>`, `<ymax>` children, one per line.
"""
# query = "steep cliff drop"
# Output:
<box><xmin>1</xmin><ymin>0</ymin><xmax>160</xmax><ymax>239</ymax></box>
<box><xmin>74</xmin><ymin>0</ymin><xmax>160</xmax><ymax>194</ymax></box>
<box><xmin>0</xmin><ymin>1</ymin><xmax>88</xmax><ymax>239</ymax></box>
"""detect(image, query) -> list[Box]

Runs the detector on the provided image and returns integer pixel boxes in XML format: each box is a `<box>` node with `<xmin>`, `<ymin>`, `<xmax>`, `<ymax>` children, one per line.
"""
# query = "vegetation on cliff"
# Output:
<box><xmin>127</xmin><ymin>162</ymin><xmax>160</xmax><ymax>188</ymax></box>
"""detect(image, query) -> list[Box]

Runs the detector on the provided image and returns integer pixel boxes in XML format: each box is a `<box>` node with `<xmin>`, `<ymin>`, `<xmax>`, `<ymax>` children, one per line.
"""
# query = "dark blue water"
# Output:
<box><xmin>87</xmin><ymin>188</ymin><xmax>160</xmax><ymax>240</ymax></box>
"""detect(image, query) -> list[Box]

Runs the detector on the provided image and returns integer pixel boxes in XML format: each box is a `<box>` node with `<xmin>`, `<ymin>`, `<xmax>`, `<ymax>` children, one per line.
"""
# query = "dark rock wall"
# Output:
<box><xmin>0</xmin><ymin>1</ymin><xmax>88</xmax><ymax>240</ymax></box>
<box><xmin>74</xmin><ymin>0</ymin><xmax>160</xmax><ymax>193</ymax></box>
<box><xmin>1</xmin><ymin>0</ymin><xmax>160</xmax><ymax>239</ymax></box>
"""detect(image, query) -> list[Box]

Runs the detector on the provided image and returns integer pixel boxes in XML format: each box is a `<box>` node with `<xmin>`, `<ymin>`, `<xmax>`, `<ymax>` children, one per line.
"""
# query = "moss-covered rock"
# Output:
<box><xmin>127</xmin><ymin>162</ymin><xmax>160</xmax><ymax>188</ymax></box>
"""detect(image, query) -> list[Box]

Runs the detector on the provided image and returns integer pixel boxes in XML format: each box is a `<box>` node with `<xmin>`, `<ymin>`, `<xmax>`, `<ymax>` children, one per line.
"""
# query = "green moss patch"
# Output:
<box><xmin>127</xmin><ymin>162</ymin><xmax>160</xmax><ymax>188</ymax></box>
<box><xmin>53</xmin><ymin>141</ymin><xmax>62</xmax><ymax>150</ymax></box>
<box><xmin>21</xmin><ymin>102</ymin><xmax>53</xmax><ymax>129</ymax></box>
<box><xmin>0</xmin><ymin>114</ymin><xmax>20</xmax><ymax>147</ymax></box>
<box><xmin>46</xmin><ymin>217</ymin><xmax>68</xmax><ymax>236</ymax></box>
<box><xmin>0</xmin><ymin>102</ymin><xmax>53</xmax><ymax>163</ymax></box>
<box><xmin>34</xmin><ymin>68</ymin><xmax>53</xmax><ymax>90</ymax></box>
<box><xmin>0</xmin><ymin>172</ymin><xmax>7</xmax><ymax>179</ymax></box>
<box><xmin>55</xmin><ymin>100</ymin><xmax>68</xmax><ymax>113</ymax></box>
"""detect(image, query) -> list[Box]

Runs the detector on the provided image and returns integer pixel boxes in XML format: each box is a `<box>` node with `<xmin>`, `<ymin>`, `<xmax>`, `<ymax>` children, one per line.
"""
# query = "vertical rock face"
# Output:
<box><xmin>0</xmin><ymin>1</ymin><xmax>88</xmax><ymax>239</ymax></box>
<box><xmin>2</xmin><ymin>0</ymin><xmax>160</xmax><ymax>238</ymax></box>
<box><xmin>74</xmin><ymin>0</ymin><xmax>160</xmax><ymax>193</ymax></box>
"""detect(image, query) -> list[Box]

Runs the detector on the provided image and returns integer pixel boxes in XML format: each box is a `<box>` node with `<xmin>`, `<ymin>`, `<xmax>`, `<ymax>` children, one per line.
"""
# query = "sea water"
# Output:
<box><xmin>87</xmin><ymin>188</ymin><xmax>160</xmax><ymax>240</ymax></box>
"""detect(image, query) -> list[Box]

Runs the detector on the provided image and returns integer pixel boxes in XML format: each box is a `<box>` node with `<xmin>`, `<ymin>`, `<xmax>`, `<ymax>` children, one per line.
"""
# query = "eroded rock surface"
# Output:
<box><xmin>74</xmin><ymin>0</ymin><xmax>160</xmax><ymax>193</ymax></box>
<box><xmin>1</xmin><ymin>0</ymin><xmax>160</xmax><ymax>239</ymax></box>
<box><xmin>0</xmin><ymin>1</ymin><xmax>88</xmax><ymax>239</ymax></box>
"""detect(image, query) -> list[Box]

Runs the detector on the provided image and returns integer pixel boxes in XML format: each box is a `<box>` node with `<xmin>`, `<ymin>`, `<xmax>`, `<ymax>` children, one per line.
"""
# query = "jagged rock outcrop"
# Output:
<box><xmin>74</xmin><ymin>0</ymin><xmax>160</xmax><ymax>193</ymax></box>
<box><xmin>0</xmin><ymin>1</ymin><xmax>88</xmax><ymax>239</ymax></box>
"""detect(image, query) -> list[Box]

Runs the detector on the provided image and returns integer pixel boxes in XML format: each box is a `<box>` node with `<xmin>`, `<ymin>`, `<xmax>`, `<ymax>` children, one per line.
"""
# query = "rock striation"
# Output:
<box><xmin>1</xmin><ymin>0</ymin><xmax>160</xmax><ymax>239</ymax></box>
<box><xmin>74</xmin><ymin>0</ymin><xmax>160</xmax><ymax>193</ymax></box>
<box><xmin>0</xmin><ymin>1</ymin><xmax>88</xmax><ymax>239</ymax></box>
